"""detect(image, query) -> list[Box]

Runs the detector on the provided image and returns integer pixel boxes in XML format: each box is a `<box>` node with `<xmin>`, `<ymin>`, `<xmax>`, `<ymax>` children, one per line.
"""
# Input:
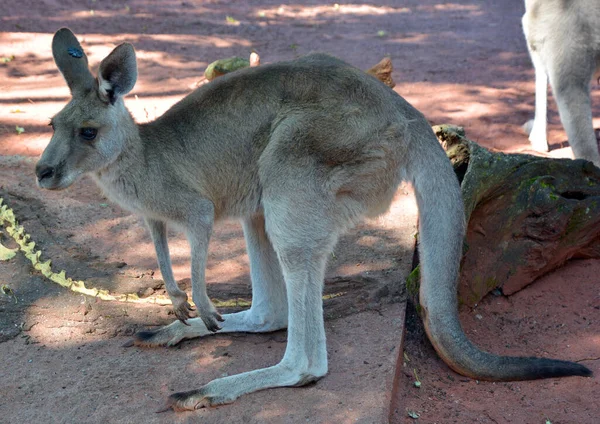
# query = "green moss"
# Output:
<box><xmin>565</xmin><ymin>207</ymin><xmax>589</xmax><ymax>237</ymax></box>
<box><xmin>458</xmin><ymin>285</ymin><xmax>480</xmax><ymax>307</ymax></box>
<box><xmin>485</xmin><ymin>276</ymin><xmax>498</xmax><ymax>290</ymax></box>
<box><xmin>459</xmin><ymin>275</ymin><xmax>499</xmax><ymax>306</ymax></box>
<box><xmin>524</xmin><ymin>176</ymin><xmax>552</xmax><ymax>188</ymax></box>
<box><xmin>521</xmin><ymin>176</ymin><xmax>554</xmax><ymax>190</ymax></box>
<box><xmin>406</xmin><ymin>266</ymin><xmax>420</xmax><ymax>299</ymax></box>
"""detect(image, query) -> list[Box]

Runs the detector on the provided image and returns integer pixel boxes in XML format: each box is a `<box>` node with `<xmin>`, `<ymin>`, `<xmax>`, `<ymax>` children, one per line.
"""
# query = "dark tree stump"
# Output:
<box><xmin>431</xmin><ymin>124</ymin><xmax>600</xmax><ymax>306</ymax></box>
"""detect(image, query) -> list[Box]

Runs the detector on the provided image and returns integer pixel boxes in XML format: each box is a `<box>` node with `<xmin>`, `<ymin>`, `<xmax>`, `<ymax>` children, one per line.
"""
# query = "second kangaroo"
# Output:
<box><xmin>522</xmin><ymin>0</ymin><xmax>600</xmax><ymax>165</ymax></box>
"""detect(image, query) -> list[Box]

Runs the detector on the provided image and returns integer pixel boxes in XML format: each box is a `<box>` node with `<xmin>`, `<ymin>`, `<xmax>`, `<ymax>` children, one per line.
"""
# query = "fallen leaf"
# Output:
<box><xmin>0</xmin><ymin>241</ymin><xmax>17</xmax><ymax>260</ymax></box>
<box><xmin>413</xmin><ymin>368</ymin><xmax>422</xmax><ymax>388</ymax></box>
<box><xmin>1</xmin><ymin>284</ymin><xmax>18</xmax><ymax>303</ymax></box>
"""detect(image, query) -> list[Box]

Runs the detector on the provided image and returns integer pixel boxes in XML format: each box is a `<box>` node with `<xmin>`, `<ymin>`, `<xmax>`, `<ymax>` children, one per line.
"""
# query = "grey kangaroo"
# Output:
<box><xmin>36</xmin><ymin>28</ymin><xmax>591</xmax><ymax>411</ymax></box>
<box><xmin>523</xmin><ymin>0</ymin><xmax>600</xmax><ymax>166</ymax></box>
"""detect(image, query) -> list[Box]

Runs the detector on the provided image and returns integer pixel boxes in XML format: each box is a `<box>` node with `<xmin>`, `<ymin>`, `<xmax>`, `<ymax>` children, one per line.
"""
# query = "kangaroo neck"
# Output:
<box><xmin>92</xmin><ymin>121</ymin><xmax>148</xmax><ymax>212</ymax></box>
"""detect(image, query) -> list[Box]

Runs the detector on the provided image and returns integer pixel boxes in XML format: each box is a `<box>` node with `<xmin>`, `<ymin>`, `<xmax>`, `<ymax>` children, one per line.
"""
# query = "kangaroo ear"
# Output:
<box><xmin>52</xmin><ymin>28</ymin><xmax>95</xmax><ymax>94</ymax></box>
<box><xmin>97</xmin><ymin>43</ymin><xmax>137</xmax><ymax>104</ymax></box>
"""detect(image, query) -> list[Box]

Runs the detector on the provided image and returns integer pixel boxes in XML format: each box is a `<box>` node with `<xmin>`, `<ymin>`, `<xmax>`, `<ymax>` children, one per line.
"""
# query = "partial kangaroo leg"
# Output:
<box><xmin>525</xmin><ymin>48</ymin><xmax>550</xmax><ymax>152</ymax></box>
<box><xmin>166</xmin><ymin>196</ymin><xmax>335</xmax><ymax>410</ymax></box>
<box><xmin>134</xmin><ymin>214</ymin><xmax>287</xmax><ymax>347</ymax></box>
<box><xmin>549</xmin><ymin>60</ymin><xmax>600</xmax><ymax>165</ymax></box>
<box><xmin>146</xmin><ymin>219</ymin><xmax>194</xmax><ymax>323</ymax></box>
<box><xmin>186</xmin><ymin>210</ymin><xmax>222</xmax><ymax>332</ymax></box>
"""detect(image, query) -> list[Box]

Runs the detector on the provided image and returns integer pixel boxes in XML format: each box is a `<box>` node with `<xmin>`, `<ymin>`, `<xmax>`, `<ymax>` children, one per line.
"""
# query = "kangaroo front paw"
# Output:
<box><xmin>193</xmin><ymin>295</ymin><xmax>224</xmax><ymax>332</ymax></box>
<box><xmin>173</xmin><ymin>300</ymin><xmax>196</xmax><ymax>325</ymax></box>
<box><xmin>198</xmin><ymin>309</ymin><xmax>224</xmax><ymax>333</ymax></box>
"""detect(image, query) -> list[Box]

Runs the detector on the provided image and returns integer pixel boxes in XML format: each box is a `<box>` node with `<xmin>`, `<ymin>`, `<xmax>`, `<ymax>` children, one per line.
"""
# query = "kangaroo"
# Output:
<box><xmin>36</xmin><ymin>28</ymin><xmax>591</xmax><ymax>411</ymax></box>
<box><xmin>522</xmin><ymin>0</ymin><xmax>600</xmax><ymax>166</ymax></box>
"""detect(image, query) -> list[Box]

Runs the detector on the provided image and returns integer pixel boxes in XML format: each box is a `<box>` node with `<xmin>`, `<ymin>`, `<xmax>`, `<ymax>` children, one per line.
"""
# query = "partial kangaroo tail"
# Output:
<box><xmin>409</xmin><ymin>129</ymin><xmax>592</xmax><ymax>381</ymax></box>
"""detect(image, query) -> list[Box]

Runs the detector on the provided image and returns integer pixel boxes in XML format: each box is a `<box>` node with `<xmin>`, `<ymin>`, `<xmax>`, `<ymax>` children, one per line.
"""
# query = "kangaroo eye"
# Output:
<box><xmin>80</xmin><ymin>127</ymin><xmax>98</xmax><ymax>141</ymax></box>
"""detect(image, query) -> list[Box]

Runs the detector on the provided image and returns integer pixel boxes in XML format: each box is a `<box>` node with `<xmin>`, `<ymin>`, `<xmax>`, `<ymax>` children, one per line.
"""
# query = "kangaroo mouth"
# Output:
<box><xmin>37</xmin><ymin>177</ymin><xmax>71</xmax><ymax>190</ymax></box>
<box><xmin>35</xmin><ymin>166</ymin><xmax>77</xmax><ymax>190</ymax></box>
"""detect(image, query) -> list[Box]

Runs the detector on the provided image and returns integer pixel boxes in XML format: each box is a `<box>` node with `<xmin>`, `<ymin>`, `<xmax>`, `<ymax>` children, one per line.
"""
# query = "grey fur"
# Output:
<box><xmin>523</xmin><ymin>0</ymin><xmax>600</xmax><ymax>165</ymax></box>
<box><xmin>36</xmin><ymin>28</ymin><xmax>590</xmax><ymax>411</ymax></box>
<box><xmin>52</xmin><ymin>28</ymin><xmax>95</xmax><ymax>94</ymax></box>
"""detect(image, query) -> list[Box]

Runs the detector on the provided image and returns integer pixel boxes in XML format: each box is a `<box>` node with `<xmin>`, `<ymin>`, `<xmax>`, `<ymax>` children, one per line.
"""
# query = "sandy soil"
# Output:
<box><xmin>0</xmin><ymin>1</ymin><xmax>599</xmax><ymax>423</ymax></box>
<box><xmin>398</xmin><ymin>260</ymin><xmax>599</xmax><ymax>424</ymax></box>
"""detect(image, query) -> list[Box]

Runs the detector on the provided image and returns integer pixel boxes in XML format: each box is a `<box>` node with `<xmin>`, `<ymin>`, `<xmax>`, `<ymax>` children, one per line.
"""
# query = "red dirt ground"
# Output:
<box><xmin>1</xmin><ymin>1</ymin><xmax>598</xmax><ymax>423</ymax></box>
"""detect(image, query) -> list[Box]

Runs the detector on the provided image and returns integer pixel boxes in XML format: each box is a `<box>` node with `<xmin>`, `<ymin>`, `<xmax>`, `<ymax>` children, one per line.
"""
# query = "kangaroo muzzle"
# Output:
<box><xmin>35</xmin><ymin>163</ymin><xmax>55</xmax><ymax>183</ymax></box>
<box><xmin>35</xmin><ymin>159</ymin><xmax>69</xmax><ymax>190</ymax></box>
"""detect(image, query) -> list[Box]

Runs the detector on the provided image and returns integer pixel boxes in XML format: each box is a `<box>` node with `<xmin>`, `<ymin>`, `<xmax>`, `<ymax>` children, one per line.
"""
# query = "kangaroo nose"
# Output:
<box><xmin>36</xmin><ymin>163</ymin><xmax>55</xmax><ymax>181</ymax></box>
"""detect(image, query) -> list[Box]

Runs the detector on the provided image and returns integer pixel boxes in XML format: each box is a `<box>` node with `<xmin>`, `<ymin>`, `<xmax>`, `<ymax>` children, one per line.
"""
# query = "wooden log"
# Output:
<box><xmin>409</xmin><ymin>125</ymin><xmax>600</xmax><ymax>307</ymax></box>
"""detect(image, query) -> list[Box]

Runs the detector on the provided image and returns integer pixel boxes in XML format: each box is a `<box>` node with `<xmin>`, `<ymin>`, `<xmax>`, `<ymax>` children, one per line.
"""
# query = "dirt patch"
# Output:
<box><xmin>398</xmin><ymin>260</ymin><xmax>599</xmax><ymax>423</ymax></box>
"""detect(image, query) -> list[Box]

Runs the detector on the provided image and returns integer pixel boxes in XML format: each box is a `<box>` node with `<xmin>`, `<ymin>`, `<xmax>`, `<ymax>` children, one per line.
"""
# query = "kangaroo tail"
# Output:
<box><xmin>408</xmin><ymin>127</ymin><xmax>592</xmax><ymax>381</ymax></box>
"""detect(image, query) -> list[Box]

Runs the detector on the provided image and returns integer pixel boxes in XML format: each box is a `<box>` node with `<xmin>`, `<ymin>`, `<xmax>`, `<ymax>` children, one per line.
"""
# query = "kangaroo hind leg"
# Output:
<box><xmin>549</xmin><ymin>57</ymin><xmax>600</xmax><ymax>165</ymax></box>
<box><xmin>166</xmin><ymin>188</ymin><xmax>338</xmax><ymax>410</ymax></box>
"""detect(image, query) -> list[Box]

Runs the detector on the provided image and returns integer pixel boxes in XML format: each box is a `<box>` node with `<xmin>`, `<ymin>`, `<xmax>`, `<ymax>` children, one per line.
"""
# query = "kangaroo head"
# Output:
<box><xmin>36</xmin><ymin>28</ymin><xmax>138</xmax><ymax>190</ymax></box>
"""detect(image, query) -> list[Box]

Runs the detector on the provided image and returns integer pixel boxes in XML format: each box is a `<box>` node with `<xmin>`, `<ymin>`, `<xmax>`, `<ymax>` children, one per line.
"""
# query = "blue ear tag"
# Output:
<box><xmin>67</xmin><ymin>47</ymin><xmax>84</xmax><ymax>58</ymax></box>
